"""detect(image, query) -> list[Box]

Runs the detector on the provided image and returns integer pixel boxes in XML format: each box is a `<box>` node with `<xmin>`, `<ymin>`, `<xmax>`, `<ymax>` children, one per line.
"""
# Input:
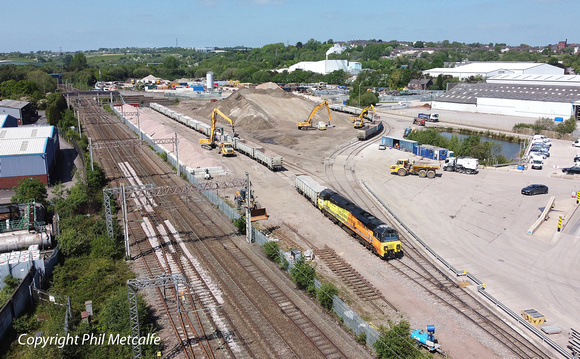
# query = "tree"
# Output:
<box><xmin>317</xmin><ymin>282</ymin><xmax>338</xmax><ymax>311</ymax></box>
<box><xmin>373</xmin><ymin>320</ymin><xmax>423</xmax><ymax>359</ymax></box>
<box><xmin>70</xmin><ymin>52</ymin><xmax>88</xmax><ymax>71</ymax></box>
<box><xmin>163</xmin><ymin>55</ymin><xmax>179</xmax><ymax>70</ymax></box>
<box><xmin>12</xmin><ymin>177</ymin><xmax>48</xmax><ymax>207</ymax></box>
<box><xmin>263</xmin><ymin>240</ymin><xmax>281</xmax><ymax>263</ymax></box>
<box><xmin>46</xmin><ymin>103</ymin><xmax>62</xmax><ymax>126</ymax></box>
<box><xmin>27</xmin><ymin>70</ymin><xmax>56</xmax><ymax>95</ymax></box>
<box><xmin>290</xmin><ymin>257</ymin><xmax>316</xmax><ymax>296</ymax></box>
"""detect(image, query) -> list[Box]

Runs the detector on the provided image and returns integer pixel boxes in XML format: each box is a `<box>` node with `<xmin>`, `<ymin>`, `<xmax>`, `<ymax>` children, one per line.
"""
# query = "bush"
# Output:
<box><xmin>263</xmin><ymin>240</ymin><xmax>280</xmax><ymax>263</ymax></box>
<box><xmin>232</xmin><ymin>217</ymin><xmax>246</xmax><ymax>234</ymax></box>
<box><xmin>290</xmin><ymin>258</ymin><xmax>317</xmax><ymax>296</ymax></box>
<box><xmin>317</xmin><ymin>282</ymin><xmax>338</xmax><ymax>311</ymax></box>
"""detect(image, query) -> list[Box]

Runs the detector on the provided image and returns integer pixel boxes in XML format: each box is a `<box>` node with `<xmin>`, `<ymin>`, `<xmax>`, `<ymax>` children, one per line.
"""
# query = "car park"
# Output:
<box><xmin>521</xmin><ymin>184</ymin><xmax>549</xmax><ymax>195</ymax></box>
<box><xmin>562</xmin><ymin>166</ymin><xmax>580</xmax><ymax>175</ymax></box>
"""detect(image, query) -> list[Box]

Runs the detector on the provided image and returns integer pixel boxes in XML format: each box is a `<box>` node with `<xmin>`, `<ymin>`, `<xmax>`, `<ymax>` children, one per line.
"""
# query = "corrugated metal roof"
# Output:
<box><xmin>0</xmin><ymin>138</ymin><xmax>47</xmax><ymax>156</ymax></box>
<box><xmin>0</xmin><ymin>126</ymin><xmax>56</xmax><ymax>139</ymax></box>
<box><xmin>0</xmin><ymin>99</ymin><xmax>30</xmax><ymax>109</ymax></box>
<box><xmin>488</xmin><ymin>74</ymin><xmax>580</xmax><ymax>85</ymax></box>
<box><xmin>434</xmin><ymin>83</ymin><xmax>580</xmax><ymax>104</ymax></box>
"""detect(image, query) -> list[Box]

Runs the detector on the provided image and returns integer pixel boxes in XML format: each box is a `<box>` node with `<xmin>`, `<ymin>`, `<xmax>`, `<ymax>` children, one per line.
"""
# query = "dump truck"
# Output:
<box><xmin>219</xmin><ymin>142</ymin><xmax>235</xmax><ymax>156</ymax></box>
<box><xmin>390</xmin><ymin>159</ymin><xmax>439</xmax><ymax>178</ymax></box>
<box><xmin>418</xmin><ymin>113</ymin><xmax>439</xmax><ymax>122</ymax></box>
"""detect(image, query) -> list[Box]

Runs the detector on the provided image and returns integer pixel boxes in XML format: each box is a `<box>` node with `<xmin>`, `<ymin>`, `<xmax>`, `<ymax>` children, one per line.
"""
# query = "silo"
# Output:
<box><xmin>206</xmin><ymin>71</ymin><xmax>214</xmax><ymax>90</ymax></box>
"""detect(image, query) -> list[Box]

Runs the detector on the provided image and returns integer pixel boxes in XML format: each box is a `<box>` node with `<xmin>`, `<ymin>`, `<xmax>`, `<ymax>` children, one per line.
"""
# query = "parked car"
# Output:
<box><xmin>530</xmin><ymin>147</ymin><xmax>550</xmax><ymax>156</ymax></box>
<box><xmin>529</xmin><ymin>150</ymin><xmax>548</xmax><ymax>159</ymax></box>
<box><xmin>574</xmin><ymin>155</ymin><xmax>580</xmax><ymax>163</ymax></box>
<box><xmin>562</xmin><ymin>166</ymin><xmax>580</xmax><ymax>175</ymax></box>
<box><xmin>521</xmin><ymin>184</ymin><xmax>549</xmax><ymax>195</ymax></box>
<box><xmin>531</xmin><ymin>159</ymin><xmax>543</xmax><ymax>170</ymax></box>
<box><xmin>573</xmin><ymin>139</ymin><xmax>580</xmax><ymax>147</ymax></box>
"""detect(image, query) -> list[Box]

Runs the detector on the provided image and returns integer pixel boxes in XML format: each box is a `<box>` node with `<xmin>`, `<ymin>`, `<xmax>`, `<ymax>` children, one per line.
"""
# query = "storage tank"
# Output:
<box><xmin>206</xmin><ymin>71</ymin><xmax>214</xmax><ymax>90</ymax></box>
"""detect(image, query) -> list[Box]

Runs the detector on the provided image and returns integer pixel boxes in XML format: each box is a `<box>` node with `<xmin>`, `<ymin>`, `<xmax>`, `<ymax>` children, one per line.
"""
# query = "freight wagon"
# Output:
<box><xmin>294</xmin><ymin>174</ymin><xmax>402</xmax><ymax>259</ymax></box>
<box><xmin>149</xmin><ymin>104</ymin><xmax>284</xmax><ymax>171</ymax></box>
<box><xmin>357</xmin><ymin>121</ymin><xmax>384</xmax><ymax>140</ymax></box>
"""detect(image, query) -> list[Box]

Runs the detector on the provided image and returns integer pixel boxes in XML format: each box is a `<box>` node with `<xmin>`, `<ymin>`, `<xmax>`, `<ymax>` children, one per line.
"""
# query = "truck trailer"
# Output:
<box><xmin>418</xmin><ymin>113</ymin><xmax>439</xmax><ymax>122</ymax></box>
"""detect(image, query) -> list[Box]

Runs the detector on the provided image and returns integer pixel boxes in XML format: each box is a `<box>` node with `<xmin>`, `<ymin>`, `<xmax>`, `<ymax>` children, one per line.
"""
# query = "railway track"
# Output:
<box><xmin>77</xmin><ymin>96</ymin><xmax>368</xmax><ymax>358</ymax></box>
<box><xmin>319</xmin><ymin>112</ymin><xmax>551</xmax><ymax>358</ymax></box>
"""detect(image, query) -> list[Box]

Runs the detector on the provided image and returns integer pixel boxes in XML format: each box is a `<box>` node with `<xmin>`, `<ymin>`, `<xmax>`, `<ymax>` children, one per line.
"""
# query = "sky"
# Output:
<box><xmin>3</xmin><ymin>0</ymin><xmax>577</xmax><ymax>53</ymax></box>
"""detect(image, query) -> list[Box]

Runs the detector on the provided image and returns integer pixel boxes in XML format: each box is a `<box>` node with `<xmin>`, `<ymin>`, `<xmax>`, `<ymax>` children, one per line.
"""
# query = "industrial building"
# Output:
<box><xmin>279</xmin><ymin>59</ymin><xmax>362</xmax><ymax>75</ymax></box>
<box><xmin>0</xmin><ymin>115</ymin><xmax>18</xmax><ymax>128</ymax></box>
<box><xmin>424</xmin><ymin>62</ymin><xmax>563</xmax><ymax>80</ymax></box>
<box><xmin>0</xmin><ymin>100</ymin><xmax>36</xmax><ymax>124</ymax></box>
<box><xmin>0</xmin><ymin>126</ymin><xmax>60</xmax><ymax>188</ymax></box>
<box><xmin>431</xmin><ymin>82</ymin><xmax>580</xmax><ymax>119</ymax></box>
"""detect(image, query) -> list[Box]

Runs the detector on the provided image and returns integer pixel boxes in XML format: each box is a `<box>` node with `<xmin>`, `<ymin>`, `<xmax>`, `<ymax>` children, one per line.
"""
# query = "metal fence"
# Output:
<box><xmin>111</xmin><ymin>104</ymin><xmax>382</xmax><ymax>347</ymax></box>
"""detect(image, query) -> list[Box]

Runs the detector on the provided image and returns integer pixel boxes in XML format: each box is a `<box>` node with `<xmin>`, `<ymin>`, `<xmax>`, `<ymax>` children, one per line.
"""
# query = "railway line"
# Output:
<box><xmin>77</xmin><ymin>96</ymin><xmax>369</xmax><ymax>358</ymax></box>
<box><xmin>319</xmin><ymin>112</ymin><xmax>552</xmax><ymax>358</ymax></box>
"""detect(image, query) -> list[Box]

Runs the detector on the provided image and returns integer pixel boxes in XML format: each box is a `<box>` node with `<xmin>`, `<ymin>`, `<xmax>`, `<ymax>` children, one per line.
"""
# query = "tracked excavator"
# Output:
<box><xmin>352</xmin><ymin>104</ymin><xmax>377</xmax><ymax>128</ymax></box>
<box><xmin>297</xmin><ymin>100</ymin><xmax>332</xmax><ymax>130</ymax></box>
<box><xmin>199</xmin><ymin>108</ymin><xmax>237</xmax><ymax>154</ymax></box>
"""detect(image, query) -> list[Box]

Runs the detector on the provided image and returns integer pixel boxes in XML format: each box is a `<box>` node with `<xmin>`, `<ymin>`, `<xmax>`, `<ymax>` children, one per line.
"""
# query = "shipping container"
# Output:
<box><xmin>380</xmin><ymin>136</ymin><xmax>418</xmax><ymax>152</ymax></box>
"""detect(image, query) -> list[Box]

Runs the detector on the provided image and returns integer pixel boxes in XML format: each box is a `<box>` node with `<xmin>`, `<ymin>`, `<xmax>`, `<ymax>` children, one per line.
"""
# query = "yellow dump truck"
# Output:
<box><xmin>390</xmin><ymin>159</ymin><xmax>439</xmax><ymax>178</ymax></box>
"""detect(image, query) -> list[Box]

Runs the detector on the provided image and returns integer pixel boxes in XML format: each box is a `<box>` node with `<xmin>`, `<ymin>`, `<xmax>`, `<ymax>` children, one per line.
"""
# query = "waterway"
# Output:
<box><xmin>440</xmin><ymin>132</ymin><xmax>524</xmax><ymax>160</ymax></box>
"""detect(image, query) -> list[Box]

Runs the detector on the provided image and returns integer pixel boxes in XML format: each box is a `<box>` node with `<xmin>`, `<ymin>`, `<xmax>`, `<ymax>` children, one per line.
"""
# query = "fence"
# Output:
<box><xmin>111</xmin><ymin>104</ymin><xmax>383</xmax><ymax>347</ymax></box>
<box><xmin>0</xmin><ymin>246</ymin><xmax>59</xmax><ymax>340</ymax></box>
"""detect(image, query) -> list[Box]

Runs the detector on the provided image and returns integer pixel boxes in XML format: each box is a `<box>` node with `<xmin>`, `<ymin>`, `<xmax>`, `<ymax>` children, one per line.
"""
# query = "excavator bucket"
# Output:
<box><xmin>250</xmin><ymin>208</ymin><xmax>269</xmax><ymax>221</ymax></box>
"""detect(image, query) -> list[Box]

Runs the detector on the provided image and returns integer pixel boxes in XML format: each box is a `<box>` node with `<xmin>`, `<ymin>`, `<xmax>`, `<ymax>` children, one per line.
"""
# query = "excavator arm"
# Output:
<box><xmin>297</xmin><ymin>101</ymin><xmax>331</xmax><ymax>130</ymax></box>
<box><xmin>199</xmin><ymin>108</ymin><xmax>236</xmax><ymax>147</ymax></box>
<box><xmin>352</xmin><ymin>104</ymin><xmax>376</xmax><ymax>128</ymax></box>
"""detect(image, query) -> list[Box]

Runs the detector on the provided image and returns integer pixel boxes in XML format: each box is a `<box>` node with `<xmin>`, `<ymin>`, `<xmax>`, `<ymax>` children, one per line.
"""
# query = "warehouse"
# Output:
<box><xmin>0</xmin><ymin>100</ymin><xmax>36</xmax><ymax>124</ymax></box>
<box><xmin>279</xmin><ymin>59</ymin><xmax>362</xmax><ymax>75</ymax></box>
<box><xmin>0</xmin><ymin>126</ymin><xmax>60</xmax><ymax>188</ymax></box>
<box><xmin>0</xmin><ymin>115</ymin><xmax>18</xmax><ymax>128</ymax></box>
<box><xmin>424</xmin><ymin>62</ymin><xmax>563</xmax><ymax>80</ymax></box>
<box><xmin>432</xmin><ymin>82</ymin><xmax>580</xmax><ymax>119</ymax></box>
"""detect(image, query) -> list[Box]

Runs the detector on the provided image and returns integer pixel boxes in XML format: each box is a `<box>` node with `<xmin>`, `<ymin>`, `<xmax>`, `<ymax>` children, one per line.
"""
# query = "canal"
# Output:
<box><xmin>440</xmin><ymin>132</ymin><xmax>524</xmax><ymax>160</ymax></box>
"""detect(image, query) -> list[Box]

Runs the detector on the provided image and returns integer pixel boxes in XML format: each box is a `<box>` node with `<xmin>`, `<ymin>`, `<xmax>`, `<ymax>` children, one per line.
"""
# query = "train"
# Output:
<box><xmin>328</xmin><ymin>104</ymin><xmax>383</xmax><ymax>140</ymax></box>
<box><xmin>149</xmin><ymin>103</ymin><xmax>283</xmax><ymax>171</ymax></box>
<box><xmin>295</xmin><ymin>175</ymin><xmax>401</xmax><ymax>259</ymax></box>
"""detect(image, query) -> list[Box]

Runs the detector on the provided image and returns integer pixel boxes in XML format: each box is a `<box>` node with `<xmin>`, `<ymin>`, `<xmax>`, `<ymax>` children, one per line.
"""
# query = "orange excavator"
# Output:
<box><xmin>297</xmin><ymin>100</ymin><xmax>332</xmax><ymax>130</ymax></box>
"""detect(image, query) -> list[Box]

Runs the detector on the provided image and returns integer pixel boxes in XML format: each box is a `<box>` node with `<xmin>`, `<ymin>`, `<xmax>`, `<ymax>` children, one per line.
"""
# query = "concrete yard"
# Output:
<box><xmin>120</xmin><ymin>87</ymin><xmax>579</xmax><ymax>358</ymax></box>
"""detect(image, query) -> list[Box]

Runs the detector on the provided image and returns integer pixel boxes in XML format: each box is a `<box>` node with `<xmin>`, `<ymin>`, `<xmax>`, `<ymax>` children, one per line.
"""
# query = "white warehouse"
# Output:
<box><xmin>424</xmin><ymin>62</ymin><xmax>564</xmax><ymax>80</ymax></box>
<box><xmin>278</xmin><ymin>59</ymin><xmax>362</xmax><ymax>75</ymax></box>
<box><xmin>432</xmin><ymin>82</ymin><xmax>580</xmax><ymax>119</ymax></box>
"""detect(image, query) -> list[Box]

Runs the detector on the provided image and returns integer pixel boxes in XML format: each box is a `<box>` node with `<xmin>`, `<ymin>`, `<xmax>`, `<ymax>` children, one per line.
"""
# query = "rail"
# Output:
<box><xmin>527</xmin><ymin>196</ymin><xmax>556</xmax><ymax>235</ymax></box>
<box><xmin>361</xmin><ymin>181</ymin><xmax>573</xmax><ymax>359</ymax></box>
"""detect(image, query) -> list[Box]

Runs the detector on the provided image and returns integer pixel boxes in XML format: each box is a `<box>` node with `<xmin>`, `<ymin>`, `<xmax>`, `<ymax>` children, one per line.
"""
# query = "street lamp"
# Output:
<box><xmin>358</xmin><ymin>83</ymin><xmax>362</xmax><ymax>107</ymax></box>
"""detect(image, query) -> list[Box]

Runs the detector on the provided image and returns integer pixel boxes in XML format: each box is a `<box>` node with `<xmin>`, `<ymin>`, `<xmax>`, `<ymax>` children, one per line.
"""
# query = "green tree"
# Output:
<box><xmin>263</xmin><ymin>240</ymin><xmax>281</xmax><ymax>263</ymax></box>
<box><xmin>45</xmin><ymin>103</ymin><xmax>62</xmax><ymax>126</ymax></box>
<box><xmin>373</xmin><ymin>320</ymin><xmax>424</xmax><ymax>359</ymax></box>
<box><xmin>11</xmin><ymin>177</ymin><xmax>48</xmax><ymax>207</ymax></box>
<box><xmin>555</xmin><ymin>117</ymin><xmax>577</xmax><ymax>134</ymax></box>
<box><xmin>317</xmin><ymin>282</ymin><xmax>338</xmax><ymax>311</ymax></box>
<box><xmin>69</xmin><ymin>52</ymin><xmax>88</xmax><ymax>71</ymax></box>
<box><xmin>27</xmin><ymin>70</ymin><xmax>56</xmax><ymax>95</ymax></box>
<box><xmin>163</xmin><ymin>55</ymin><xmax>179</xmax><ymax>70</ymax></box>
<box><xmin>290</xmin><ymin>257</ymin><xmax>316</xmax><ymax>296</ymax></box>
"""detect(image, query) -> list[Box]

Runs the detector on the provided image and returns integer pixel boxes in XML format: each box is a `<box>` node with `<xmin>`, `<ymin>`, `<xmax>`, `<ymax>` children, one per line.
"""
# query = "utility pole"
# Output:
<box><xmin>245</xmin><ymin>172</ymin><xmax>252</xmax><ymax>243</ymax></box>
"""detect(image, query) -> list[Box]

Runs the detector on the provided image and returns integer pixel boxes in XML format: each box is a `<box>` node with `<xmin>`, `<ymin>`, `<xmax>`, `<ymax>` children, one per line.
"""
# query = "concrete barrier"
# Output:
<box><xmin>527</xmin><ymin>196</ymin><xmax>556</xmax><ymax>235</ymax></box>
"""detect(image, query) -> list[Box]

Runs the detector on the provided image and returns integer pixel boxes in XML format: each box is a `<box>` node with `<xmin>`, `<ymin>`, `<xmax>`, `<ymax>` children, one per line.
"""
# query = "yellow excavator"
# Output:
<box><xmin>352</xmin><ymin>104</ymin><xmax>376</xmax><ymax>128</ymax></box>
<box><xmin>199</xmin><ymin>108</ymin><xmax>237</xmax><ymax>154</ymax></box>
<box><xmin>297</xmin><ymin>100</ymin><xmax>332</xmax><ymax>130</ymax></box>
